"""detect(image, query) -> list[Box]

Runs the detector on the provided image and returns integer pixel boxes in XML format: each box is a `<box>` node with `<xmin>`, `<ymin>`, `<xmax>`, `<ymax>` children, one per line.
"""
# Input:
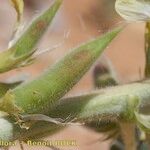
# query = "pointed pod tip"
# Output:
<box><xmin>108</xmin><ymin>26</ymin><xmax>123</xmax><ymax>37</ymax></box>
<box><xmin>101</xmin><ymin>26</ymin><xmax>123</xmax><ymax>45</ymax></box>
<box><xmin>53</xmin><ymin>0</ymin><xmax>63</xmax><ymax>7</ymax></box>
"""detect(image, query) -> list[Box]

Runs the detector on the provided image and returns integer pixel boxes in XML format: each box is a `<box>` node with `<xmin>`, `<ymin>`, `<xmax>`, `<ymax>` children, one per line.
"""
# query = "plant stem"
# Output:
<box><xmin>120</xmin><ymin>123</ymin><xmax>136</xmax><ymax>150</ymax></box>
<box><xmin>145</xmin><ymin>22</ymin><xmax>150</xmax><ymax>77</ymax></box>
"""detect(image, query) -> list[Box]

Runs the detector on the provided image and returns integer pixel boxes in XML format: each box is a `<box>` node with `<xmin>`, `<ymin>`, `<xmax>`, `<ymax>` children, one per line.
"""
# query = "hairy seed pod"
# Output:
<box><xmin>0</xmin><ymin>0</ymin><xmax>62</xmax><ymax>73</ymax></box>
<box><xmin>0</xmin><ymin>27</ymin><xmax>122</xmax><ymax>116</ymax></box>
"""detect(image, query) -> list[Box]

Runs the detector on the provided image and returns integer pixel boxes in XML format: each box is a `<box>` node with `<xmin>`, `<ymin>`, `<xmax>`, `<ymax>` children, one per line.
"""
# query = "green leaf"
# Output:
<box><xmin>0</xmin><ymin>0</ymin><xmax>62</xmax><ymax>73</ymax></box>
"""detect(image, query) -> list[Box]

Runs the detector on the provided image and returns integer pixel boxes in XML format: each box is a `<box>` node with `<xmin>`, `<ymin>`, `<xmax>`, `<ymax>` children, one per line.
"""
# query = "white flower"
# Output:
<box><xmin>115</xmin><ymin>0</ymin><xmax>150</xmax><ymax>21</ymax></box>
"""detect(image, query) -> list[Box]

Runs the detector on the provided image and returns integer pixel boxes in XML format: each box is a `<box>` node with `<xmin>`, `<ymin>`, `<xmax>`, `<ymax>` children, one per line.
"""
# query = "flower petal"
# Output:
<box><xmin>115</xmin><ymin>0</ymin><xmax>150</xmax><ymax>21</ymax></box>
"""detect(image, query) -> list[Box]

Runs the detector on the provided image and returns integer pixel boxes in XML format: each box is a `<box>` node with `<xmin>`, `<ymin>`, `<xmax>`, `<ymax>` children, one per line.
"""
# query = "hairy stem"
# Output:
<box><xmin>0</xmin><ymin>80</ymin><xmax>150</xmax><ymax>141</ymax></box>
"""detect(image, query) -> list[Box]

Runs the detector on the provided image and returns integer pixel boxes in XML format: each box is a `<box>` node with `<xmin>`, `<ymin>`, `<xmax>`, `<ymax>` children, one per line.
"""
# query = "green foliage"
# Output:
<box><xmin>0</xmin><ymin>0</ymin><xmax>122</xmax><ymax>143</ymax></box>
<box><xmin>0</xmin><ymin>0</ymin><xmax>150</xmax><ymax>150</ymax></box>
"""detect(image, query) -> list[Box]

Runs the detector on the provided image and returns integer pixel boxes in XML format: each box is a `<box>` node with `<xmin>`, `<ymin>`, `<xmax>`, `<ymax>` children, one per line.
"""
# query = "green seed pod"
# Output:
<box><xmin>0</xmin><ymin>0</ymin><xmax>62</xmax><ymax>73</ymax></box>
<box><xmin>0</xmin><ymin>27</ymin><xmax>122</xmax><ymax>117</ymax></box>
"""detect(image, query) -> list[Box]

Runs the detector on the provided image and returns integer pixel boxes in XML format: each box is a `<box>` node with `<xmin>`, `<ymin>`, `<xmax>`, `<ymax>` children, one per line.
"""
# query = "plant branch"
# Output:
<box><xmin>0</xmin><ymin>80</ymin><xmax>150</xmax><ymax>142</ymax></box>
